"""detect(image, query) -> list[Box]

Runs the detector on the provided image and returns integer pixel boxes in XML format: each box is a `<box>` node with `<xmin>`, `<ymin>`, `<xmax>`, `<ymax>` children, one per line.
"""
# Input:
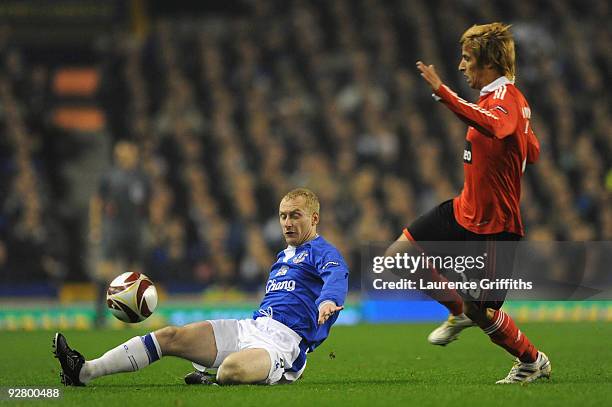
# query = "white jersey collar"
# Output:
<box><xmin>286</xmin><ymin>234</ymin><xmax>320</xmax><ymax>250</ymax></box>
<box><xmin>283</xmin><ymin>235</ymin><xmax>319</xmax><ymax>262</ymax></box>
<box><xmin>480</xmin><ymin>76</ymin><xmax>514</xmax><ymax>97</ymax></box>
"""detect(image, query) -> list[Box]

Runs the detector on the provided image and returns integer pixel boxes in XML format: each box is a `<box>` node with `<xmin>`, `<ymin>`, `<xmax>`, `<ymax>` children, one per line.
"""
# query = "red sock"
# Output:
<box><xmin>481</xmin><ymin>309</ymin><xmax>538</xmax><ymax>363</ymax></box>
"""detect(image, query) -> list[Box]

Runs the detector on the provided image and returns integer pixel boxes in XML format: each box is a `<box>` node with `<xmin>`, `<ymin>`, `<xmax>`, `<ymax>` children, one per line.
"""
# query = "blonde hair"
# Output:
<box><xmin>460</xmin><ymin>23</ymin><xmax>516</xmax><ymax>81</ymax></box>
<box><xmin>281</xmin><ymin>188</ymin><xmax>320</xmax><ymax>215</ymax></box>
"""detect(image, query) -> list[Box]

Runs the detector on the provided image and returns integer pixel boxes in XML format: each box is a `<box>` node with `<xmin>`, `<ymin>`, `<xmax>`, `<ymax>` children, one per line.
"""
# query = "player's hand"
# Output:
<box><xmin>416</xmin><ymin>61</ymin><xmax>442</xmax><ymax>91</ymax></box>
<box><xmin>318</xmin><ymin>302</ymin><xmax>344</xmax><ymax>325</ymax></box>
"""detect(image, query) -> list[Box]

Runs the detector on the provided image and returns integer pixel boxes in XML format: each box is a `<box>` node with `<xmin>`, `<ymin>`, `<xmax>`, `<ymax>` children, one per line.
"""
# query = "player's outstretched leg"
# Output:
<box><xmin>52</xmin><ymin>330</ymin><xmax>164</xmax><ymax>386</ymax></box>
<box><xmin>53</xmin><ymin>333</ymin><xmax>86</xmax><ymax>386</ymax></box>
<box><xmin>52</xmin><ymin>321</ymin><xmax>218</xmax><ymax>386</ymax></box>
<box><xmin>427</xmin><ymin>313</ymin><xmax>477</xmax><ymax>346</ymax></box>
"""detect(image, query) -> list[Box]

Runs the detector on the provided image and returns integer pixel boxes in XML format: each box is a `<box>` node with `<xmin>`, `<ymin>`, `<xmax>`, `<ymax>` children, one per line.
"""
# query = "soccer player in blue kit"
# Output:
<box><xmin>53</xmin><ymin>188</ymin><xmax>349</xmax><ymax>386</ymax></box>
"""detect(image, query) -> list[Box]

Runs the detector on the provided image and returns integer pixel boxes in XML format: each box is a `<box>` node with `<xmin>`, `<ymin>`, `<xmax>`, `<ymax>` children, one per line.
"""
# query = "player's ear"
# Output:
<box><xmin>312</xmin><ymin>212</ymin><xmax>319</xmax><ymax>226</ymax></box>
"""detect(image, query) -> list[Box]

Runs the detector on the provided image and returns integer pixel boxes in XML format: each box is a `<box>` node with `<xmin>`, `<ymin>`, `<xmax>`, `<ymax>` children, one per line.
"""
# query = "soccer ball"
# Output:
<box><xmin>106</xmin><ymin>272</ymin><xmax>158</xmax><ymax>323</ymax></box>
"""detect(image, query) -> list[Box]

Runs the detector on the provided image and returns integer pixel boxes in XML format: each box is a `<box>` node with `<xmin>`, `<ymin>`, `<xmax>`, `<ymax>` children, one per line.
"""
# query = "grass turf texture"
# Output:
<box><xmin>1</xmin><ymin>322</ymin><xmax>610</xmax><ymax>406</ymax></box>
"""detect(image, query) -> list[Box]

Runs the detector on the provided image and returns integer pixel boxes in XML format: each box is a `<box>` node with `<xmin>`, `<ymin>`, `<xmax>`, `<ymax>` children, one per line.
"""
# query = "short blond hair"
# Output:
<box><xmin>281</xmin><ymin>188</ymin><xmax>320</xmax><ymax>215</ymax></box>
<box><xmin>460</xmin><ymin>22</ymin><xmax>515</xmax><ymax>81</ymax></box>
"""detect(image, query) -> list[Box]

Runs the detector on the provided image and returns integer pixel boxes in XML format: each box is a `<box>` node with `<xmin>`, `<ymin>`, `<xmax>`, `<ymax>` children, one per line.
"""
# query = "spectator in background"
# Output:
<box><xmin>0</xmin><ymin>0</ymin><xmax>609</xmax><ymax>294</ymax></box>
<box><xmin>89</xmin><ymin>141</ymin><xmax>150</xmax><ymax>326</ymax></box>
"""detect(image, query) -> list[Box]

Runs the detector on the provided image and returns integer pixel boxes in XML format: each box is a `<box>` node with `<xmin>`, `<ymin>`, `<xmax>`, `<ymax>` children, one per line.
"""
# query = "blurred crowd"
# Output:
<box><xmin>0</xmin><ymin>0</ymin><xmax>610</xmax><ymax>290</ymax></box>
<box><xmin>0</xmin><ymin>29</ymin><xmax>69</xmax><ymax>284</ymax></box>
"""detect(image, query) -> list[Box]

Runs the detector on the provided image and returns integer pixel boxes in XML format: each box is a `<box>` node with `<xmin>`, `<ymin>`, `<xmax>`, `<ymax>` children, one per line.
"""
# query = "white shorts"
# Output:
<box><xmin>208</xmin><ymin>317</ymin><xmax>306</xmax><ymax>385</ymax></box>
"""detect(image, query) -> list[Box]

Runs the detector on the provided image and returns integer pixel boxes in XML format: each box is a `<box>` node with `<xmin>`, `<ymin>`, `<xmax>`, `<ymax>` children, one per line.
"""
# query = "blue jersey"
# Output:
<box><xmin>254</xmin><ymin>235</ymin><xmax>349</xmax><ymax>355</ymax></box>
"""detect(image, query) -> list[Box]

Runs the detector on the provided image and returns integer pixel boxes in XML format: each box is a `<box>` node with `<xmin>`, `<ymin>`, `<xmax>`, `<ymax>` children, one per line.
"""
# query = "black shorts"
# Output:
<box><xmin>404</xmin><ymin>200</ymin><xmax>521</xmax><ymax>309</ymax></box>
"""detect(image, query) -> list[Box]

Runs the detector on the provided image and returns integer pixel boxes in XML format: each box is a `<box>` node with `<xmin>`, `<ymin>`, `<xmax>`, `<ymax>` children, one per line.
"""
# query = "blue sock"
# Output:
<box><xmin>141</xmin><ymin>333</ymin><xmax>162</xmax><ymax>363</ymax></box>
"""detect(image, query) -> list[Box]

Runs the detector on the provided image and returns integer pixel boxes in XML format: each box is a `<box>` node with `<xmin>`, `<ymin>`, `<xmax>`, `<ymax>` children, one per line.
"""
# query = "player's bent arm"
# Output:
<box><xmin>315</xmin><ymin>261</ymin><xmax>349</xmax><ymax>324</ymax></box>
<box><xmin>315</xmin><ymin>261</ymin><xmax>349</xmax><ymax>308</ymax></box>
<box><xmin>435</xmin><ymin>84</ymin><xmax>518</xmax><ymax>139</ymax></box>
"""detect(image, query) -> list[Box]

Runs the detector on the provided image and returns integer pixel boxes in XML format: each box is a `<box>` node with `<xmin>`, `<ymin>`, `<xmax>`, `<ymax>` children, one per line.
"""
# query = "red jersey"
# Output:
<box><xmin>434</xmin><ymin>77</ymin><xmax>540</xmax><ymax>236</ymax></box>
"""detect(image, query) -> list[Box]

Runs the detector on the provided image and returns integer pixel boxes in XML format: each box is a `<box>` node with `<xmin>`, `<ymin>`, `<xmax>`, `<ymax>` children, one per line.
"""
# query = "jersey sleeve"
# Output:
<box><xmin>314</xmin><ymin>249</ymin><xmax>349</xmax><ymax>308</ymax></box>
<box><xmin>434</xmin><ymin>84</ymin><xmax>519</xmax><ymax>139</ymax></box>
<box><xmin>526</xmin><ymin>126</ymin><xmax>540</xmax><ymax>164</ymax></box>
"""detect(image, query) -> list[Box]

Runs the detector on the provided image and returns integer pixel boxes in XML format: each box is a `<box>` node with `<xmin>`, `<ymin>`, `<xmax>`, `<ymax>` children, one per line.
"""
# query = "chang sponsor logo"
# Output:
<box><xmin>266</xmin><ymin>279</ymin><xmax>296</xmax><ymax>293</ymax></box>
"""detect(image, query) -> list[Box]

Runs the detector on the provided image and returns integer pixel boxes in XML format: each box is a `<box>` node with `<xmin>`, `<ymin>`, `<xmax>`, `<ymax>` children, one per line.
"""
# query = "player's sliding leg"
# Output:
<box><xmin>55</xmin><ymin>320</ymin><xmax>274</xmax><ymax>386</ymax></box>
<box><xmin>386</xmin><ymin>233</ymin><xmax>475</xmax><ymax>345</ymax></box>
<box><xmin>186</xmin><ymin>350</ymin><xmax>271</xmax><ymax>385</ymax></box>
<box><xmin>159</xmin><ymin>323</ymin><xmax>272</xmax><ymax>385</ymax></box>
<box><xmin>54</xmin><ymin>321</ymin><xmax>217</xmax><ymax>386</ymax></box>
<box><xmin>215</xmin><ymin>349</ymin><xmax>271</xmax><ymax>384</ymax></box>
<box><xmin>463</xmin><ymin>302</ymin><xmax>551</xmax><ymax>383</ymax></box>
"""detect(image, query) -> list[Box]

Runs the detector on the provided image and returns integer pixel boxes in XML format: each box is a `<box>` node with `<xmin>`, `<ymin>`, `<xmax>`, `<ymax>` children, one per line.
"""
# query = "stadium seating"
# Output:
<box><xmin>0</xmin><ymin>0</ymin><xmax>610</xmax><ymax>293</ymax></box>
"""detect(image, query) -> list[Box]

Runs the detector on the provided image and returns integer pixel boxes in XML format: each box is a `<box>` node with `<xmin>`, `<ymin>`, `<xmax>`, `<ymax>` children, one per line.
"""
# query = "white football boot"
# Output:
<box><xmin>496</xmin><ymin>352</ymin><xmax>552</xmax><ymax>384</ymax></box>
<box><xmin>427</xmin><ymin>313</ymin><xmax>477</xmax><ymax>346</ymax></box>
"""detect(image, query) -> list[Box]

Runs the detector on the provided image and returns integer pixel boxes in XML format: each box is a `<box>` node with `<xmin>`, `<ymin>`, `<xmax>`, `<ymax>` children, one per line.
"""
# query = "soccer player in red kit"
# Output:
<box><xmin>388</xmin><ymin>23</ymin><xmax>550</xmax><ymax>383</ymax></box>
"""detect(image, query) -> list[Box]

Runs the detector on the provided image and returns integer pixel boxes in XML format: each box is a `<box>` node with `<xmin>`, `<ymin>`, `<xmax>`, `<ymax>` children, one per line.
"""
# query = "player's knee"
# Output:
<box><xmin>217</xmin><ymin>357</ymin><xmax>248</xmax><ymax>384</ymax></box>
<box><xmin>383</xmin><ymin>246</ymin><xmax>396</xmax><ymax>259</ymax></box>
<box><xmin>385</xmin><ymin>235</ymin><xmax>413</xmax><ymax>257</ymax></box>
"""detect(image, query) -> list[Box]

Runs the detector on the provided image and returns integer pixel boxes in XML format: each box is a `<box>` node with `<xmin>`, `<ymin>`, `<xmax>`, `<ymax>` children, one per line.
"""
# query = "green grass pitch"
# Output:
<box><xmin>2</xmin><ymin>322</ymin><xmax>610</xmax><ymax>406</ymax></box>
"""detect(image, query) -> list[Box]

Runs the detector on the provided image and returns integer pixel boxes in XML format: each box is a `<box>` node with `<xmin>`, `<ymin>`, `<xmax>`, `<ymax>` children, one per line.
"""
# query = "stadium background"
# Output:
<box><xmin>0</xmin><ymin>0</ymin><xmax>610</xmax><ymax>331</ymax></box>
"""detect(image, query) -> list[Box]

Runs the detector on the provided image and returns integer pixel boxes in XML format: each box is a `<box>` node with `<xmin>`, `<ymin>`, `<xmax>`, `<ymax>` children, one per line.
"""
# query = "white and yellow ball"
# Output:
<box><xmin>106</xmin><ymin>272</ymin><xmax>158</xmax><ymax>323</ymax></box>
